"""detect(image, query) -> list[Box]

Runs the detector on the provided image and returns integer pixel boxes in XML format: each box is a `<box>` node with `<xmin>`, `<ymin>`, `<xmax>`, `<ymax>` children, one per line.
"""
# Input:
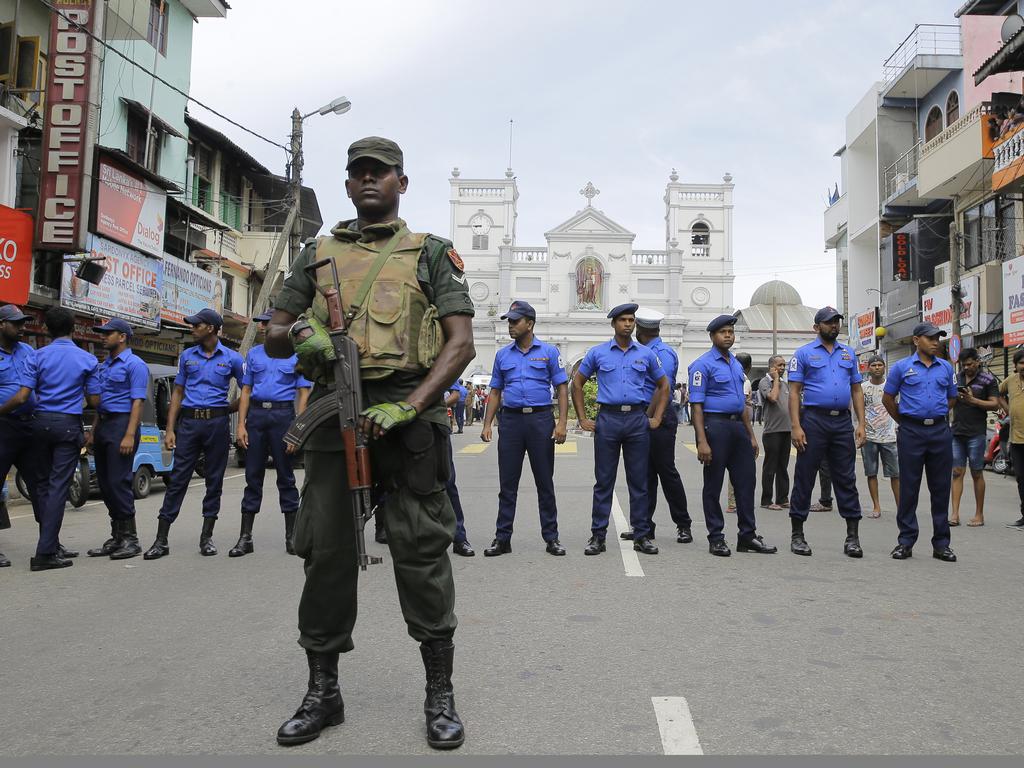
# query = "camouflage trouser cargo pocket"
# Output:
<box><xmin>400</xmin><ymin>420</ymin><xmax>447</xmax><ymax>497</ymax></box>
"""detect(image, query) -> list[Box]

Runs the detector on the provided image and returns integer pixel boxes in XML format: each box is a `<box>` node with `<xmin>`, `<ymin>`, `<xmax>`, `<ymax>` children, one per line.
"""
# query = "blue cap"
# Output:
<box><xmin>253</xmin><ymin>309</ymin><xmax>273</xmax><ymax>323</ymax></box>
<box><xmin>0</xmin><ymin>304</ymin><xmax>29</xmax><ymax>322</ymax></box>
<box><xmin>184</xmin><ymin>308</ymin><xmax>224</xmax><ymax>328</ymax></box>
<box><xmin>706</xmin><ymin>314</ymin><xmax>738</xmax><ymax>333</ymax></box>
<box><xmin>912</xmin><ymin>321</ymin><xmax>947</xmax><ymax>338</ymax></box>
<box><xmin>814</xmin><ymin>306</ymin><xmax>843</xmax><ymax>324</ymax></box>
<box><xmin>500</xmin><ymin>300</ymin><xmax>536</xmax><ymax>321</ymax></box>
<box><xmin>92</xmin><ymin>318</ymin><xmax>133</xmax><ymax>337</ymax></box>
<box><xmin>607</xmin><ymin>303</ymin><xmax>639</xmax><ymax>319</ymax></box>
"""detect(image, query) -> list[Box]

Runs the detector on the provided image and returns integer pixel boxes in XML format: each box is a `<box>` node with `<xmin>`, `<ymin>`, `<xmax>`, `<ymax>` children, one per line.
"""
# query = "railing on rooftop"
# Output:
<box><xmin>512</xmin><ymin>248</ymin><xmax>547</xmax><ymax>262</ymax></box>
<box><xmin>882</xmin><ymin>24</ymin><xmax>961</xmax><ymax>85</ymax></box>
<box><xmin>882</xmin><ymin>141</ymin><xmax>921</xmax><ymax>201</ymax></box>
<box><xmin>921</xmin><ymin>103</ymin><xmax>993</xmax><ymax>158</ymax></box>
<box><xmin>632</xmin><ymin>251</ymin><xmax>667</xmax><ymax>265</ymax></box>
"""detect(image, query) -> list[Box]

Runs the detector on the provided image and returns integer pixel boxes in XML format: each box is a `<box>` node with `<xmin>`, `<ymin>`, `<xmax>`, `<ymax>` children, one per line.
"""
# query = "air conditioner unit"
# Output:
<box><xmin>934</xmin><ymin>263</ymin><xmax>949</xmax><ymax>286</ymax></box>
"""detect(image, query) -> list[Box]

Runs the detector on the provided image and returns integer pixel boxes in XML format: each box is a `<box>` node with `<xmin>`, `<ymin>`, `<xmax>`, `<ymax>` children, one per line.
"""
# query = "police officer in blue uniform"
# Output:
<box><xmin>26</xmin><ymin>308</ymin><xmax>99</xmax><ymax>570</ymax></box>
<box><xmin>882</xmin><ymin>322</ymin><xmax>958</xmax><ymax>562</ymax></box>
<box><xmin>85</xmin><ymin>319</ymin><xmax>149</xmax><ymax>560</ymax></box>
<box><xmin>144</xmin><ymin>308</ymin><xmax>244</xmax><ymax>559</ymax></box>
<box><xmin>451</xmin><ymin>380</ymin><xmax>468</xmax><ymax>433</ymax></box>
<box><xmin>688</xmin><ymin>315</ymin><xmax>776</xmax><ymax>557</ymax></box>
<box><xmin>626</xmin><ymin>307</ymin><xmax>693</xmax><ymax>544</ymax></box>
<box><xmin>787</xmin><ymin>307</ymin><xmax>866</xmax><ymax>558</ymax></box>
<box><xmin>444</xmin><ymin>385</ymin><xmax>475</xmax><ymax>556</ymax></box>
<box><xmin>572</xmin><ymin>303</ymin><xmax>669</xmax><ymax>556</ymax></box>
<box><xmin>232</xmin><ymin>309</ymin><xmax>312</xmax><ymax>558</ymax></box>
<box><xmin>0</xmin><ymin>304</ymin><xmax>38</xmax><ymax>569</ymax></box>
<box><xmin>480</xmin><ymin>300</ymin><xmax>569</xmax><ymax>557</ymax></box>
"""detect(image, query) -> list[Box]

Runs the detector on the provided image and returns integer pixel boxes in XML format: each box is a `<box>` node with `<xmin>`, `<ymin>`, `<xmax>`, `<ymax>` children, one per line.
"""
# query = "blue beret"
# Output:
<box><xmin>607</xmin><ymin>303</ymin><xmax>639</xmax><ymax>319</ymax></box>
<box><xmin>706</xmin><ymin>314</ymin><xmax>738</xmax><ymax>333</ymax></box>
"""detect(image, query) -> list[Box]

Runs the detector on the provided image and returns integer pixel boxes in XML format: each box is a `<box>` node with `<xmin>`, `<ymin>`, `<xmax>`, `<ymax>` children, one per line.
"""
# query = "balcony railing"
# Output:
<box><xmin>882</xmin><ymin>24</ymin><xmax>961</xmax><ymax>85</ymax></box>
<box><xmin>691</xmin><ymin>245</ymin><xmax>711</xmax><ymax>258</ymax></box>
<box><xmin>883</xmin><ymin>141</ymin><xmax>921</xmax><ymax>201</ymax></box>
<box><xmin>632</xmin><ymin>251</ymin><xmax>667</xmax><ymax>265</ymax></box>
<box><xmin>512</xmin><ymin>248</ymin><xmax>547</xmax><ymax>262</ymax></box>
<box><xmin>921</xmin><ymin>103</ymin><xmax>993</xmax><ymax>158</ymax></box>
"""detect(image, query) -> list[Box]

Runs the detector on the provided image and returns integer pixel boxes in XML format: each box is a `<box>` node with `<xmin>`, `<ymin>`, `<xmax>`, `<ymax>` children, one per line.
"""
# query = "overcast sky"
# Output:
<box><xmin>189</xmin><ymin>0</ymin><xmax>962</xmax><ymax>310</ymax></box>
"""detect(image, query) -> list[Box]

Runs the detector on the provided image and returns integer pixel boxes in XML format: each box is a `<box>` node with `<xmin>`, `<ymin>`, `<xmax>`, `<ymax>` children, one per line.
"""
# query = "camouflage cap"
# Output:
<box><xmin>346</xmin><ymin>136</ymin><xmax>404</xmax><ymax>170</ymax></box>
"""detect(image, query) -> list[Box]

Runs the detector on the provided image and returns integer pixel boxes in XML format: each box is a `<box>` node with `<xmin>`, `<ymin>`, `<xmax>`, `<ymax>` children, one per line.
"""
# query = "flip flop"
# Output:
<box><xmin>868</xmin><ymin>511</ymin><xmax>881</xmax><ymax>519</ymax></box>
<box><xmin>967</xmin><ymin>520</ymin><xmax>985</xmax><ymax>527</ymax></box>
<box><xmin>948</xmin><ymin>520</ymin><xmax>961</xmax><ymax>526</ymax></box>
<box><xmin>768</xmin><ymin>504</ymin><xmax>784</xmax><ymax>510</ymax></box>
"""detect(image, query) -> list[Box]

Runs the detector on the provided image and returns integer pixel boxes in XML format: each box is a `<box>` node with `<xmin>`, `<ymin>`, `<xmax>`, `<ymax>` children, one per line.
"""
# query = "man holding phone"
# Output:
<box><xmin>950</xmin><ymin>348</ymin><xmax>997</xmax><ymax>527</ymax></box>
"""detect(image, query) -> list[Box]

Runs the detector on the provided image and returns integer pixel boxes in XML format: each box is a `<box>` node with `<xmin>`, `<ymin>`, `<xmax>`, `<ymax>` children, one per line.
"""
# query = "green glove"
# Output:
<box><xmin>293</xmin><ymin>316</ymin><xmax>336</xmax><ymax>377</ymax></box>
<box><xmin>361</xmin><ymin>401</ymin><xmax>418</xmax><ymax>434</ymax></box>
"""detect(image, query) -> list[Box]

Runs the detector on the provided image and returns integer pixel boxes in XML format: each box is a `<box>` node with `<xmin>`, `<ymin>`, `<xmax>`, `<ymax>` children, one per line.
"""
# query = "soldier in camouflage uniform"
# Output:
<box><xmin>266</xmin><ymin>137</ymin><xmax>475</xmax><ymax>750</ymax></box>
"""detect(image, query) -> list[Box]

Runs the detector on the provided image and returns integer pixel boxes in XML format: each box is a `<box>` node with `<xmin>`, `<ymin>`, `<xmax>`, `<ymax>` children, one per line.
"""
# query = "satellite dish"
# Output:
<box><xmin>1001</xmin><ymin>13</ymin><xmax>1024</xmax><ymax>43</ymax></box>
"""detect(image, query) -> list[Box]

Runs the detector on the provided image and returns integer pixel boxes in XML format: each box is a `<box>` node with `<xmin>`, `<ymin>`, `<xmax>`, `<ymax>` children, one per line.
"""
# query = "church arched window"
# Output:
<box><xmin>691</xmin><ymin>221</ymin><xmax>710</xmax><ymax>245</ymax></box>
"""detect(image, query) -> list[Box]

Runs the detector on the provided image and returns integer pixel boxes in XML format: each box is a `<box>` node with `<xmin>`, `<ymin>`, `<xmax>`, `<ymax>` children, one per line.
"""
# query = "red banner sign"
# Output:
<box><xmin>95</xmin><ymin>158</ymin><xmax>167</xmax><ymax>257</ymax></box>
<box><xmin>0</xmin><ymin>205</ymin><xmax>33</xmax><ymax>304</ymax></box>
<box><xmin>37</xmin><ymin>1</ymin><xmax>99</xmax><ymax>251</ymax></box>
<box><xmin>893</xmin><ymin>232</ymin><xmax>912</xmax><ymax>281</ymax></box>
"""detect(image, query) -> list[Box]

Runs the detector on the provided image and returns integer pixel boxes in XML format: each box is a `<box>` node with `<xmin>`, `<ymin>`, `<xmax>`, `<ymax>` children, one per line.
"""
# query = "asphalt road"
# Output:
<box><xmin>2</xmin><ymin>425</ymin><xmax>1023</xmax><ymax>756</ymax></box>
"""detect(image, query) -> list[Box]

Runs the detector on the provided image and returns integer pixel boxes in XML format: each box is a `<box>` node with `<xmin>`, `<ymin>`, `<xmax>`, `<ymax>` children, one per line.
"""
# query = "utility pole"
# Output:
<box><xmin>288</xmin><ymin>108</ymin><xmax>303</xmax><ymax>267</ymax></box>
<box><xmin>949</xmin><ymin>210</ymin><xmax>962</xmax><ymax>340</ymax></box>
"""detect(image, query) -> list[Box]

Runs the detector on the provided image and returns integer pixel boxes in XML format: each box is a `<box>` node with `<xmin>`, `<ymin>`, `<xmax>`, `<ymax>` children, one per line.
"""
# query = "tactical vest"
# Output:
<box><xmin>310</xmin><ymin>231</ymin><xmax>444</xmax><ymax>380</ymax></box>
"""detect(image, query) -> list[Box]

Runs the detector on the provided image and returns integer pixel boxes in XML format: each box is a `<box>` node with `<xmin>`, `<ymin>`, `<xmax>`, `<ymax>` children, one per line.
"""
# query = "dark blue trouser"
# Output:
<box><xmin>0</xmin><ymin>416</ymin><xmax>37</xmax><ymax>522</ymax></box>
<box><xmin>31</xmin><ymin>412</ymin><xmax>83</xmax><ymax>556</ymax></box>
<box><xmin>454</xmin><ymin>403</ymin><xmax>465</xmax><ymax>432</ymax></box>
<box><xmin>896</xmin><ymin>419</ymin><xmax>953</xmax><ymax>550</ymax></box>
<box><xmin>592</xmin><ymin>408</ymin><xmax>650</xmax><ymax>539</ymax></box>
<box><xmin>446</xmin><ymin>439</ymin><xmax>468</xmax><ymax>543</ymax></box>
<box><xmin>647</xmin><ymin>406</ymin><xmax>690</xmax><ymax>536</ymax></box>
<box><xmin>790</xmin><ymin>408</ymin><xmax>861</xmax><ymax>521</ymax></box>
<box><xmin>241</xmin><ymin>406</ymin><xmax>299</xmax><ymax>515</ymax></box>
<box><xmin>495</xmin><ymin>409</ymin><xmax>558</xmax><ymax>542</ymax></box>
<box><xmin>158</xmin><ymin>415</ymin><xmax>230</xmax><ymax>522</ymax></box>
<box><xmin>94</xmin><ymin>413</ymin><xmax>139</xmax><ymax>521</ymax></box>
<box><xmin>701</xmin><ymin>415</ymin><xmax>756</xmax><ymax>543</ymax></box>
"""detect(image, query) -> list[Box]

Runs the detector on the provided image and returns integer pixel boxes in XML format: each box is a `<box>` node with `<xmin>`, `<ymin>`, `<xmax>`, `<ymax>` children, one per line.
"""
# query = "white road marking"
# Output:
<box><xmin>7</xmin><ymin>472</ymin><xmax>246</xmax><ymax>520</ymax></box>
<box><xmin>610</xmin><ymin>492</ymin><xmax>644</xmax><ymax>578</ymax></box>
<box><xmin>652</xmin><ymin>696</ymin><xmax>704</xmax><ymax>755</ymax></box>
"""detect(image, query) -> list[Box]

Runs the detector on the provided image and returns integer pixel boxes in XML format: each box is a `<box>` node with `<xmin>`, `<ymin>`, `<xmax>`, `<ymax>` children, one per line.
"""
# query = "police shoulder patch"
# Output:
<box><xmin>789</xmin><ymin>356</ymin><xmax>798</xmax><ymax>371</ymax></box>
<box><xmin>447</xmin><ymin>248</ymin><xmax>464</xmax><ymax>272</ymax></box>
<box><xmin>557</xmin><ymin>355</ymin><xmax>565</xmax><ymax>368</ymax></box>
<box><xmin>692</xmin><ymin>370</ymin><xmax>703</xmax><ymax>387</ymax></box>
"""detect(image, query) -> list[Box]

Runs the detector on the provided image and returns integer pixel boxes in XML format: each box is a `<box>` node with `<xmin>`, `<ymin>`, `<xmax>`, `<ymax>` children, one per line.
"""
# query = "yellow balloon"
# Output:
<box><xmin>875</xmin><ymin>326</ymin><xmax>887</xmax><ymax>338</ymax></box>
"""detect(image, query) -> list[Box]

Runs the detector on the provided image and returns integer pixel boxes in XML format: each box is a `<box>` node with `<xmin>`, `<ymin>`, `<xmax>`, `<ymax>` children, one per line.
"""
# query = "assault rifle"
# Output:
<box><xmin>283</xmin><ymin>258</ymin><xmax>383</xmax><ymax>570</ymax></box>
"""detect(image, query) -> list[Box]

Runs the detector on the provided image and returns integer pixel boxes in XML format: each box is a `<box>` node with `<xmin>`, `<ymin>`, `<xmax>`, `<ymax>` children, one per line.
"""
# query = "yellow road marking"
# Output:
<box><xmin>458</xmin><ymin>443</ymin><xmax>490</xmax><ymax>455</ymax></box>
<box><xmin>555</xmin><ymin>442</ymin><xmax>578</xmax><ymax>455</ymax></box>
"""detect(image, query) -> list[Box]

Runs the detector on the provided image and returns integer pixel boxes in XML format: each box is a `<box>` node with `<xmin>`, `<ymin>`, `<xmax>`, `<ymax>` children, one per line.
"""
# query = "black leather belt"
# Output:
<box><xmin>98</xmin><ymin>411</ymin><xmax>130</xmax><ymax>420</ymax></box>
<box><xmin>804</xmin><ymin>406</ymin><xmax>851</xmax><ymax>417</ymax></box>
<box><xmin>704</xmin><ymin>412</ymin><xmax>744</xmax><ymax>421</ymax></box>
<box><xmin>901</xmin><ymin>415</ymin><xmax>946</xmax><ymax>427</ymax></box>
<box><xmin>502</xmin><ymin>406</ymin><xmax>551</xmax><ymax>414</ymax></box>
<box><xmin>0</xmin><ymin>412</ymin><xmax>32</xmax><ymax>422</ymax></box>
<box><xmin>252</xmin><ymin>400</ymin><xmax>294</xmax><ymax>410</ymax></box>
<box><xmin>599</xmin><ymin>404</ymin><xmax>647</xmax><ymax>412</ymax></box>
<box><xmin>181</xmin><ymin>407</ymin><xmax>228</xmax><ymax>420</ymax></box>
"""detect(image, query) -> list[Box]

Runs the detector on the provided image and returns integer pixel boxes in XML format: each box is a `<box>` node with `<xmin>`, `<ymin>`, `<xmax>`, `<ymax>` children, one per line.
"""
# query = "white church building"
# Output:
<box><xmin>449</xmin><ymin>168</ymin><xmax>737</xmax><ymax>380</ymax></box>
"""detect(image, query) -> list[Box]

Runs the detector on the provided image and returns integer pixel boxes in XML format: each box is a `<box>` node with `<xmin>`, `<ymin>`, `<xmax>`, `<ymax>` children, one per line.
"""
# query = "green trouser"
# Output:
<box><xmin>293</xmin><ymin>421</ymin><xmax>458</xmax><ymax>654</ymax></box>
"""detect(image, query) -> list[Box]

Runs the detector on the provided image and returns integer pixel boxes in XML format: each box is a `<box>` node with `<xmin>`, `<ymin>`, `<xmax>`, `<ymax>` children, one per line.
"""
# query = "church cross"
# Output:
<box><xmin>579</xmin><ymin>181</ymin><xmax>600</xmax><ymax>207</ymax></box>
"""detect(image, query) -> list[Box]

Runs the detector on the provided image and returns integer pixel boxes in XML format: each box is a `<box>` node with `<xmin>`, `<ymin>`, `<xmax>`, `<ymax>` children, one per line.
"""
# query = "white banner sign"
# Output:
<box><xmin>921</xmin><ymin>275</ymin><xmax>979</xmax><ymax>336</ymax></box>
<box><xmin>61</xmin><ymin>235</ymin><xmax>163</xmax><ymax>329</ymax></box>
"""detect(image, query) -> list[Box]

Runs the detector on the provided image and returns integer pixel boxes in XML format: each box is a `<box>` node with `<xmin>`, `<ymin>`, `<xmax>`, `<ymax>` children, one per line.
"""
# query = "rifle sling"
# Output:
<box><xmin>346</xmin><ymin>226</ymin><xmax>410</xmax><ymax>320</ymax></box>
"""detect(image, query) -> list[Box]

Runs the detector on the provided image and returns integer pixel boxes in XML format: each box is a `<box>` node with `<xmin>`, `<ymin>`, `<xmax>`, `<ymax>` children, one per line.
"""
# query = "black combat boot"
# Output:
<box><xmin>420</xmin><ymin>639</ymin><xmax>465</xmax><ymax>750</ymax></box>
<box><xmin>844</xmin><ymin>518</ymin><xmax>863</xmax><ymax>558</ymax></box>
<box><xmin>143</xmin><ymin>519</ymin><xmax>171</xmax><ymax>560</ymax></box>
<box><xmin>110</xmin><ymin>517</ymin><xmax>142</xmax><ymax>560</ymax></box>
<box><xmin>199</xmin><ymin>517</ymin><xmax>218</xmax><ymax>556</ymax></box>
<box><xmin>276</xmin><ymin>650</ymin><xmax>344</xmax><ymax>746</ymax></box>
<box><xmin>284</xmin><ymin>511</ymin><xmax>296</xmax><ymax>555</ymax></box>
<box><xmin>88</xmin><ymin>519</ymin><xmax>121</xmax><ymax>557</ymax></box>
<box><xmin>229</xmin><ymin>513</ymin><xmax>255</xmax><ymax>557</ymax></box>
<box><xmin>790</xmin><ymin>517</ymin><xmax>812</xmax><ymax>556</ymax></box>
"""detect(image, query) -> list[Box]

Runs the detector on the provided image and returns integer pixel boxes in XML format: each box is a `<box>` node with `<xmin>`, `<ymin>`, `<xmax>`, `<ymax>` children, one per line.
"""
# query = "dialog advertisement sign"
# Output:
<box><xmin>1003</xmin><ymin>255</ymin><xmax>1024</xmax><ymax>345</ymax></box>
<box><xmin>95</xmin><ymin>159</ymin><xmax>166</xmax><ymax>257</ymax></box>
<box><xmin>61</xmin><ymin>235</ymin><xmax>163</xmax><ymax>329</ymax></box>
<box><xmin>921</xmin><ymin>275</ymin><xmax>978</xmax><ymax>337</ymax></box>
<box><xmin>161</xmin><ymin>255</ymin><xmax>220</xmax><ymax>325</ymax></box>
<box><xmin>852</xmin><ymin>308</ymin><xmax>878</xmax><ymax>352</ymax></box>
<box><xmin>0</xmin><ymin>205</ymin><xmax>33</xmax><ymax>305</ymax></box>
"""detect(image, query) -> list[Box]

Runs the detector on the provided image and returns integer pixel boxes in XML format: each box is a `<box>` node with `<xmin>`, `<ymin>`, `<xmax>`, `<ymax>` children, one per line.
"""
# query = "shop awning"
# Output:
<box><xmin>120</xmin><ymin>98</ymin><xmax>186</xmax><ymax>140</ymax></box>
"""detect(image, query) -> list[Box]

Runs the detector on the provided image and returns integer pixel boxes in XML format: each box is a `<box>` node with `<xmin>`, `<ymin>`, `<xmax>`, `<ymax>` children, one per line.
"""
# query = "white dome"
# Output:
<box><xmin>750</xmin><ymin>280</ymin><xmax>802</xmax><ymax>306</ymax></box>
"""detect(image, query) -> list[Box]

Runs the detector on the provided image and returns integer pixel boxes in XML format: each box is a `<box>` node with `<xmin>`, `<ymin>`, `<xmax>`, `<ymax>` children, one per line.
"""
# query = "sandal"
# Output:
<box><xmin>768</xmin><ymin>503</ymin><xmax>784</xmax><ymax>510</ymax></box>
<box><xmin>868</xmin><ymin>510</ymin><xmax>881</xmax><ymax>518</ymax></box>
<box><xmin>948</xmin><ymin>519</ymin><xmax>961</xmax><ymax>527</ymax></box>
<box><xmin>966</xmin><ymin>519</ymin><xmax>985</xmax><ymax>527</ymax></box>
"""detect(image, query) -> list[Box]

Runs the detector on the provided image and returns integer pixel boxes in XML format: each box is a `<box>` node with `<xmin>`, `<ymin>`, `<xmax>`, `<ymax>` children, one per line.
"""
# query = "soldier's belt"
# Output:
<box><xmin>181</xmin><ymin>407</ymin><xmax>229</xmax><ymax>420</ymax></box>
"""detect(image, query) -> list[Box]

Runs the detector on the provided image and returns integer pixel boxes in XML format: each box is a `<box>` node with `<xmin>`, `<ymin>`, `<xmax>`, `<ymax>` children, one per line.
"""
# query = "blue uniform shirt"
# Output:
<box><xmin>451</xmin><ymin>383</ymin><xmax>468</xmax><ymax>403</ymax></box>
<box><xmin>578</xmin><ymin>338</ymin><xmax>665</xmax><ymax>405</ymax></box>
<box><xmin>0</xmin><ymin>341</ymin><xmax>36</xmax><ymax>417</ymax></box>
<box><xmin>688</xmin><ymin>347</ymin><xmax>747</xmax><ymax>413</ymax></box>
<box><xmin>489</xmin><ymin>337</ymin><xmax>568</xmax><ymax>407</ymax></box>
<box><xmin>87</xmin><ymin>348</ymin><xmax>149</xmax><ymax>414</ymax></box>
<box><xmin>788</xmin><ymin>339</ymin><xmax>862</xmax><ymax>408</ymax></box>
<box><xmin>241</xmin><ymin>344</ymin><xmax>311</xmax><ymax>403</ymax></box>
<box><xmin>883</xmin><ymin>352</ymin><xmax>958</xmax><ymax>419</ymax></box>
<box><xmin>641</xmin><ymin>337</ymin><xmax>678</xmax><ymax>402</ymax></box>
<box><xmin>30</xmin><ymin>338</ymin><xmax>99</xmax><ymax>415</ymax></box>
<box><xmin>175</xmin><ymin>341</ymin><xmax>244</xmax><ymax>408</ymax></box>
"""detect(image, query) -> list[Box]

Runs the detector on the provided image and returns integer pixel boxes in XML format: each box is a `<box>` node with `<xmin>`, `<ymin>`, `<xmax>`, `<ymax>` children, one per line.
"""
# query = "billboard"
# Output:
<box><xmin>892</xmin><ymin>232</ymin><xmax>912</xmax><ymax>281</ymax></box>
<box><xmin>94</xmin><ymin>159</ymin><xmax>166</xmax><ymax>257</ymax></box>
<box><xmin>852</xmin><ymin>308</ymin><xmax>878</xmax><ymax>352</ymax></box>
<box><xmin>1003</xmin><ymin>255</ymin><xmax>1024</xmax><ymax>346</ymax></box>
<box><xmin>921</xmin><ymin>275</ymin><xmax>979</xmax><ymax>337</ymax></box>
<box><xmin>37</xmin><ymin>1</ymin><xmax>100</xmax><ymax>250</ymax></box>
<box><xmin>60</xmin><ymin>235</ymin><xmax>163</xmax><ymax>329</ymax></box>
<box><xmin>161</xmin><ymin>255</ymin><xmax>221</xmax><ymax>325</ymax></box>
<box><xmin>0</xmin><ymin>205</ymin><xmax>33</xmax><ymax>305</ymax></box>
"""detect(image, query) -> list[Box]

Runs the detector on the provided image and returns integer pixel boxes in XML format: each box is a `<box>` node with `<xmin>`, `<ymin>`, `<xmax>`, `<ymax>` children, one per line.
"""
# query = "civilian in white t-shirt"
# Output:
<box><xmin>858</xmin><ymin>355</ymin><xmax>899</xmax><ymax>517</ymax></box>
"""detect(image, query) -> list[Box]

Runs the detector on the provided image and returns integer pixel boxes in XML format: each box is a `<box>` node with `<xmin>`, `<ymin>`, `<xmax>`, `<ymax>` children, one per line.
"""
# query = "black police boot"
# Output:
<box><xmin>88</xmin><ymin>519</ymin><xmax>121</xmax><ymax>557</ymax></box>
<box><xmin>276</xmin><ymin>650</ymin><xmax>344</xmax><ymax>746</ymax></box>
<box><xmin>933</xmin><ymin>546</ymin><xmax>957</xmax><ymax>562</ymax></box>
<box><xmin>420</xmin><ymin>639</ymin><xmax>465</xmax><ymax>750</ymax></box>
<box><xmin>0</xmin><ymin>551</ymin><xmax>10</xmax><ymax>568</ymax></box>
<box><xmin>633</xmin><ymin>536</ymin><xmax>659</xmax><ymax>555</ymax></box>
<box><xmin>483</xmin><ymin>538</ymin><xmax>511</xmax><ymax>557</ymax></box>
<box><xmin>891</xmin><ymin>543</ymin><xmax>913</xmax><ymax>560</ymax></box>
<box><xmin>708</xmin><ymin>539</ymin><xmax>731</xmax><ymax>556</ymax></box>
<box><xmin>229</xmin><ymin>513</ymin><xmax>255</xmax><ymax>558</ymax></box>
<box><xmin>619</xmin><ymin>529</ymin><xmax>635</xmax><ymax>540</ymax></box>
<box><xmin>452</xmin><ymin>540</ymin><xmax>475</xmax><ymax>557</ymax></box>
<box><xmin>790</xmin><ymin>518</ymin><xmax>812</xmax><ymax>556</ymax></box>
<box><xmin>737</xmin><ymin>534</ymin><xmax>778</xmax><ymax>553</ymax></box>
<box><xmin>844</xmin><ymin>518</ymin><xmax>863</xmax><ymax>558</ymax></box>
<box><xmin>57</xmin><ymin>542</ymin><xmax>78</xmax><ymax>559</ymax></box>
<box><xmin>583</xmin><ymin>535</ymin><xmax>606</xmax><ymax>556</ymax></box>
<box><xmin>676</xmin><ymin>526</ymin><xmax>693</xmax><ymax>544</ymax></box>
<box><xmin>110</xmin><ymin>517</ymin><xmax>142</xmax><ymax>560</ymax></box>
<box><xmin>30</xmin><ymin>552</ymin><xmax>73</xmax><ymax>571</ymax></box>
<box><xmin>199</xmin><ymin>517</ymin><xmax>218</xmax><ymax>556</ymax></box>
<box><xmin>143</xmin><ymin>519</ymin><xmax>171</xmax><ymax>560</ymax></box>
<box><xmin>284</xmin><ymin>511</ymin><xmax>296</xmax><ymax>555</ymax></box>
